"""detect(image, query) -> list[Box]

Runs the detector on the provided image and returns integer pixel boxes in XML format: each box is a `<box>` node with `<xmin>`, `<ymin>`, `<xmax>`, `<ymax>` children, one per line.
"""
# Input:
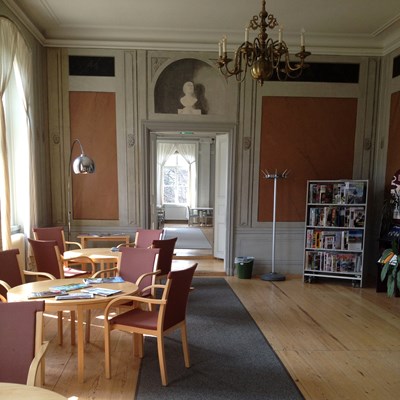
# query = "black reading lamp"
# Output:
<box><xmin>67</xmin><ymin>139</ymin><xmax>95</xmax><ymax>239</ymax></box>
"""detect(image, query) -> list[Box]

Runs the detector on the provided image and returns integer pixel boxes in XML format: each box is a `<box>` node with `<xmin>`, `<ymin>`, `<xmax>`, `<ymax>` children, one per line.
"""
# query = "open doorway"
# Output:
<box><xmin>155</xmin><ymin>134</ymin><xmax>216</xmax><ymax>256</ymax></box>
<box><xmin>144</xmin><ymin>122</ymin><xmax>236</xmax><ymax>276</ymax></box>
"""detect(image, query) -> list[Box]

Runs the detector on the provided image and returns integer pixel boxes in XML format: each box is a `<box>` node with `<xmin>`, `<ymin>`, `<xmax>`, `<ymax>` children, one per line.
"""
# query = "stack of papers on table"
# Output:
<box><xmin>81</xmin><ymin>287</ymin><xmax>122</xmax><ymax>297</ymax></box>
<box><xmin>28</xmin><ymin>290</ymin><xmax>68</xmax><ymax>299</ymax></box>
<box><xmin>55</xmin><ymin>292</ymin><xmax>95</xmax><ymax>300</ymax></box>
<box><xmin>83</xmin><ymin>276</ymin><xmax>125</xmax><ymax>284</ymax></box>
<box><xmin>50</xmin><ymin>283</ymin><xmax>90</xmax><ymax>292</ymax></box>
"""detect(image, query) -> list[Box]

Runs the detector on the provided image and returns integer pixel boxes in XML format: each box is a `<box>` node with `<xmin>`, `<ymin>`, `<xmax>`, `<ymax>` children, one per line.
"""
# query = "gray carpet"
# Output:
<box><xmin>164</xmin><ymin>227</ymin><xmax>212</xmax><ymax>249</ymax></box>
<box><xmin>136</xmin><ymin>278</ymin><xmax>304</xmax><ymax>400</ymax></box>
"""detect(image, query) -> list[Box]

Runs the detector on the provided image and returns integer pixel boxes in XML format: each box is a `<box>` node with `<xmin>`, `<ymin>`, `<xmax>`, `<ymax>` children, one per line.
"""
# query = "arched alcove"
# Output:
<box><xmin>154</xmin><ymin>58</ymin><xmax>225</xmax><ymax>115</ymax></box>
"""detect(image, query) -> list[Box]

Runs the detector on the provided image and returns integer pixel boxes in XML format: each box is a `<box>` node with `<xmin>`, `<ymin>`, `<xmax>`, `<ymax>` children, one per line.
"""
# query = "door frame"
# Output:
<box><xmin>141</xmin><ymin>120</ymin><xmax>236</xmax><ymax>275</ymax></box>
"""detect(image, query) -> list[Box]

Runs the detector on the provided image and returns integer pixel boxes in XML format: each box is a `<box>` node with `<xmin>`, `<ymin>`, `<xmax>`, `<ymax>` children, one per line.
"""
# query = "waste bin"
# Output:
<box><xmin>235</xmin><ymin>256</ymin><xmax>254</xmax><ymax>279</ymax></box>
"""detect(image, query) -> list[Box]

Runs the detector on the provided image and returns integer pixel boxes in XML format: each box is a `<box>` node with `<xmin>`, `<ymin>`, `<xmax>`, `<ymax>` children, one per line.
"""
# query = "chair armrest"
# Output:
<box><xmin>91</xmin><ymin>267</ymin><xmax>118</xmax><ymax>278</ymax></box>
<box><xmin>26</xmin><ymin>341</ymin><xmax>49</xmax><ymax>386</ymax></box>
<box><xmin>135</xmin><ymin>269</ymin><xmax>161</xmax><ymax>288</ymax></box>
<box><xmin>0</xmin><ymin>279</ymin><xmax>11</xmax><ymax>292</ymax></box>
<box><xmin>116</xmin><ymin>241</ymin><xmax>136</xmax><ymax>248</ymax></box>
<box><xmin>24</xmin><ymin>270</ymin><xmax>56</xmax><ymax>280</ymax></box>
<box><xmin>104</xmin><ymin>294</ymin><xmax>167</xmax><ymax>319</ymax></box>
<box><xmin>65</xmin><ymin>240</ymin><xmax>83</xmax><ymax>249</ymax></box>
<box><xmin>0</xmin><ymin>280</ymin><xmax>10</xmax><ymax>303</ymax></box>
<box><xmin>62</xmin><ymin>256</ymin><xmax>96</xmax><ymax>275</ymax></box>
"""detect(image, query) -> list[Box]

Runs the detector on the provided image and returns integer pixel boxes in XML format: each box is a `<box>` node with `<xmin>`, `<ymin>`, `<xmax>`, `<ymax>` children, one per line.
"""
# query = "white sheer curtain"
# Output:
<box><xmin>14</xmin><ymin>31</ymin><xmax>35</xmax><ymax>239</ymax></box>
<box><xmin>175</xmin><ymin>143</ymin><xmax>197</xmax><ymax>208</ymax></box>
<box><xmin>156</xmin><ymin>142</ymin><xmax>176</xmax><ymax>205</ymax></box>
<box><xmin>0</xmin><ymin>17</ymin><xmax>19</xmax><ymax>250</ymax></box>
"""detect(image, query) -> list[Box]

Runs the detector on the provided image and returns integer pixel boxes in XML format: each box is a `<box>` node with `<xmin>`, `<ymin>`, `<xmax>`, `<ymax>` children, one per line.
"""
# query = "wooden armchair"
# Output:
<box><xmin>151</xmin><ymin>237</ymin><xmax>177</xmax><ymax>282</ymax></box>
<box><xmin>28</xmin><ymin>238</ymin><xmax>96</xmax><ymax>345</ymax></box>
<box><xmin>104</xmin><ymin>263</ymin><xmax>197</xmax><ymax>386</ymax></box>
<box><xmin>92</xmin><ymin>247</ymin><xmax>160</xmax><ymax>296</ymax></box>
<box><xmin>0</xmin><ymin>301</ymin><xmax>49</xmax><ymax>386</ymax></box>
<box><xmin>117</xmin><ymin>229</ymin><xmax>164</xmax><ymax>249</ymax></box>
<box><xmin>0</xmin><ymin>249</ymin><xmax>55</xmax><ymax>303</ymax></box>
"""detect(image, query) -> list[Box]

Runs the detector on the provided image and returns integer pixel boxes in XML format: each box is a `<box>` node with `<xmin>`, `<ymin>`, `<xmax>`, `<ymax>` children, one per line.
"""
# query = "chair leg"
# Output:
<box><xmin>70</xmin><ymin>311</ymin><xmax>76</xmax><ymax>345</ymax></box>
<box><xmin>157</xmin><ymin>334</ymin><xmax>168</xmax><ymax>386</ymax></box>
<box><xmin>104</xmin><ymin>324</ymin><xmax>111</xmax><ymax>379</ymax></box>
<box><xmin>133</xmin><ymin>333</ymin><xmax>144</xmax><ymax>358</ymax></box>
<box><xmin>181</xmin><ymin>322</ymin><xmax>190</xmax><ymax>368</ymax></box>
<box><xmin>57</xmin><ymin>311</ymin><xmax>63</xmax><ymax>345</ymax></box>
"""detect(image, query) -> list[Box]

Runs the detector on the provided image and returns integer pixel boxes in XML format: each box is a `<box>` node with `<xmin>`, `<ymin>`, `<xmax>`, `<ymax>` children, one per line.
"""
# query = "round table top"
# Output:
<box><xmin>0</xmin><ymin>383</ymin><xmax>67</xmax><ymax>399</ymax></box>
<box><xmin>64</xmin><ymin>247</ymin><xmax>120</xmax><ymax>262</ymax></box>
<box><xmin>7</xmin><ymin>278</ymin><xmax>138</xmax><ymax>307</ymax></box>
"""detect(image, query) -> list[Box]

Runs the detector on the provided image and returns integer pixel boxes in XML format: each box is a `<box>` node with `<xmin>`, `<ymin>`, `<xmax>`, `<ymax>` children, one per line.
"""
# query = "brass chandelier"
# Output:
<box><xmin>217</xmin><ymin>0</ymin><xmax>311</xmax><ymax>86</ymax></box>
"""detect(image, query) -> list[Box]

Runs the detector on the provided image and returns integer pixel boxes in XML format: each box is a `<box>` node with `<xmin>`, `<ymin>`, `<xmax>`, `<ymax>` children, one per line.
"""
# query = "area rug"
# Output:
<box><xmin>136</xmin><ymin>278</ymin><xmax>304</xmax><ymax>400</ymax></box>
<box><xmin>164</xmin><ymin>227</ymin><xmax>212</xmax><ymax>249</ymax></box>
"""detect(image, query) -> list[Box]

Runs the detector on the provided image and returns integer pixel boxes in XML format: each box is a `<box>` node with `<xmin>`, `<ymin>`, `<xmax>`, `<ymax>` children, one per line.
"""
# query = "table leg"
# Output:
<box><xmin>77</xmin><ymin>306</ymin><xmax>85</xmax><ymax>384</ymax></box>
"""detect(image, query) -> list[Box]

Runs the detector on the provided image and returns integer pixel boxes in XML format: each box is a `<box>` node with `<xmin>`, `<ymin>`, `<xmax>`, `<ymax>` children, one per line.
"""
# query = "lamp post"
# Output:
<box><xmin>67</xmin><ymin>139</ymin><xmax>95</xmax><ymax>240</ymax></box>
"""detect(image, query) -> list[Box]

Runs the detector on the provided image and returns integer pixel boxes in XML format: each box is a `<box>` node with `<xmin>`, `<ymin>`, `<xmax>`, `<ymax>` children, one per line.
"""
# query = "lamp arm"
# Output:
<box><xmin>67</xmin><ymin>139</ymin><xmax>84</xmax><ymax>241</ymax></box>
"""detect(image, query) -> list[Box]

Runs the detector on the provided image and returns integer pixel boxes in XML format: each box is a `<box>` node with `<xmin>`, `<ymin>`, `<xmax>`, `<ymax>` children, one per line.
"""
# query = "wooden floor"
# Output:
<box><xmin>40</xmin><ymin>272</ymin><xmax>400</xmax><ymax>399</ymax></box>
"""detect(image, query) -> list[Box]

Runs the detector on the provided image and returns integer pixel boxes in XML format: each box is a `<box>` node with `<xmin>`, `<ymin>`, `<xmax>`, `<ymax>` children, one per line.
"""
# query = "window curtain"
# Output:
<box><xmin>0</xmin><ymin>17</ymin><xmax>18</xmax><ymax>250</ymax></box>
<box><xmin>156</xmin><ymin>142</ymin><xmax>176</xmax><ymax>205</ymax></box>
<box><xmin>14</xmin><ymin>30</ymin><xmax>35</xmax><ymax>239</ymax></box>
<box><xmin>175</xmin><ymin>143</ymin><xmax>197</xmax><ymax>208</ymax></box>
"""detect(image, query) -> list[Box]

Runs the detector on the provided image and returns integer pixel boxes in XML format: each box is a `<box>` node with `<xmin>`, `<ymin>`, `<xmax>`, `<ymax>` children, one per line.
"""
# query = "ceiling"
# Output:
<box><xmin>5</xmin><ymin>0</ymin><xmax>400</xmax><ymax>56</ymax></box>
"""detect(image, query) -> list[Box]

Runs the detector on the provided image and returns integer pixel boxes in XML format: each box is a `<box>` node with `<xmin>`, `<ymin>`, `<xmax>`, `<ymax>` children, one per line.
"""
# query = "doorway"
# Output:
<box><xmin>143</xmin><ymin>121</ymin><xmax>236</xmax><ymax>275</ymax></box>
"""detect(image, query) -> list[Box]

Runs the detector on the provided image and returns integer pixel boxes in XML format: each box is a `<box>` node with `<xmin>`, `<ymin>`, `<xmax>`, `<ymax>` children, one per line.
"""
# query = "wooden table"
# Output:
<box><xmin>0</xmin><ymin>383</ymin><xmax>67</xmax><ymax>399</ymax></box>
<box><xmin>7</xmin><ymin>278</ymin><xmax>138</xmax><ymax>384</ymax></box>
<box><xmin>77</xmin><ymin>234</ymin><xmax>130</xmax><ymax>248</ymax></box>
<box><xmin>64</xmin><ymin>247</ymin><xmax>120</xmax><ymax>274</ymax></box>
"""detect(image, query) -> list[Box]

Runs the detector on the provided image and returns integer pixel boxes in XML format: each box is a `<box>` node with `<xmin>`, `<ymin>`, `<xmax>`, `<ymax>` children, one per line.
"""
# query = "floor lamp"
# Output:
<box><xmin>67</xmin><ymin>139</ymin><xmax>95</xmax><ymax>240</ymax></box>
<box><xmin>260</xmin><ymin>169</ymin><xmax>289</xmax><ymax>282</ymax></box>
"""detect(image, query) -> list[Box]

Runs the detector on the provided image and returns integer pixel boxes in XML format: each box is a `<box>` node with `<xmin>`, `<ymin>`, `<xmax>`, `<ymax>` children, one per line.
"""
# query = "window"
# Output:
<box><xmin>162</xmin><ymin>153</ymin><xmax>189</xmax><ymax>204</ymax></box>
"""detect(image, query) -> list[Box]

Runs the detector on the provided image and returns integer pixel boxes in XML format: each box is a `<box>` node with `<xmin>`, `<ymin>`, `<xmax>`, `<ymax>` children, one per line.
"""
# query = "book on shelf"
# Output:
<box><xmin>81</xmin><ymin>287</ymin><xmax>122</xmax><ymax>297</ymax></box>
<box><xmin>347</xmin><ymin>230</ymin><xmax>363</xmax><ymax>251</ymax></box>
<box><xmin>50</xmin><ymin>283</ymin><xmax>90</xmax><ymax>292</ymax></box>
<box><xmin>28</xmin><ymin>290</ymin><xmax>68</xmax><ymax>299</ymax></box>
<box><xmin>83</xmin><ymin>276</ymin><xmax>125</xmax><ymax>284</ymax></box>
<box><xmin>55</xmin><ymin>292</ymin><xmax>95</xmax><ymax>300</ymax></box>
<box><xmin>344</xmin><ymin>181</ymin><xmax>366</xmax><ymax>204</ymax></box>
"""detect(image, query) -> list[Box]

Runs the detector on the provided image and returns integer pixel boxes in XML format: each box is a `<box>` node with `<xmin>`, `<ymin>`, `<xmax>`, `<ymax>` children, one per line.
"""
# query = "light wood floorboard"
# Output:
<box><xmin>40</xmin><ymin>273</ymin><xmax>400</xmax><ymax>400</ymax></box>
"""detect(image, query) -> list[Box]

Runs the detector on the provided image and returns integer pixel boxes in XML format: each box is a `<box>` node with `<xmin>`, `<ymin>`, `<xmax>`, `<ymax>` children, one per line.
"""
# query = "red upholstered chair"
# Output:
<box><xmin>28</xmin><ymin>238</ymin><xmax>96</xmax><ymax>345</ymax></box>
<box><xmin>117</xmin><ymin>229</ymin><xmax>164</xmax><ymax>249</ymax></box>
<box><xmin>33</xmin><ymin>226</ymin><xmax>93</xmax><ymax>272</ymax></box>
<box><xmin>28</xmin><ymin>238</ymin><xmax>95</xmax><ymax>278</ymax></box>
<box><xmin>0</xmin><ymin>301</ymin><xmax>49</xmax><ymax>386</ymax></box>
<box><xmin>0</xmin><ymin>249</ymin><xmax>55</xmax><ymax>303</ymax></box>
<box><xmin>104</xmin><ymin>263</ymin><xmax>197</xmax><ymax>386</ymax></box>
<box><xmin>151</xmin><ymin>237</ymin><xmax>177</xmax><ymax>282</ymax></box>
<box><xmin>92</xmin><ymin>247</ymin><xmax>160</xmax><ymax>297</ymax></box>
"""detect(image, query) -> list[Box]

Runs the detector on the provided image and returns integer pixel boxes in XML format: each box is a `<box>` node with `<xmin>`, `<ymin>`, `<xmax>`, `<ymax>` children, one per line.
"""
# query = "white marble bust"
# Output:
<box><xmin>178</xmin><ymin>81</ymin><xmax>201</xmax><ymax>114</ymax></box>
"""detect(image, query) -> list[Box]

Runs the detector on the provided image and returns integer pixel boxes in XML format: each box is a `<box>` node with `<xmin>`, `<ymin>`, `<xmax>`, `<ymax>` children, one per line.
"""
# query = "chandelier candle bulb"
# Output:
<box><xmin>278</xmin><ymin>27</ymin><xmax>282</xmax><ymax>43</ymax></box>
<box><xmin>222</xmin><ymin>36</ymin><xmax>227</xmax><ymax>53</ymax></box>
<box><xmin>218</xmin><ymin>41</ymin><xmax>222</xmax><ymax>57</ymax></box>
<box><xmin>301</xmin><ymin>29</ymin><xmax>305</xmax><ymax>46</ymax></box>
<box><xmin>245</xmin><ymin>27</ymin><xmax>249</xmax><ymax>42</ymax></box>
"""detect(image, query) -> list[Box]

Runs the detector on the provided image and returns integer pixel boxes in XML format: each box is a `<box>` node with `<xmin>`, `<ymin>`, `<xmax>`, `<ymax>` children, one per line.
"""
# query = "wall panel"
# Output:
<box><xmin>258</xmin><ymin>96</ymin><xmax>358</xmax><ymax>222</ymax></box>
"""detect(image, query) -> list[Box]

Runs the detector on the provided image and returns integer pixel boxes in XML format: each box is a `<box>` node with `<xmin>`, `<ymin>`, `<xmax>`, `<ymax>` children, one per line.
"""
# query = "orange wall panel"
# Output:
<box><xmin>258</xmin><ymin>96</ymin><xmax>357</xmax><ymax>222</ymax></box>
<box><xmin>69</xmin><ymin>91</ymin><xmax>119</xmax><ymax>220</ymax></box>
<box><xmin>385</xmin><ymin>91</ymin><xmax>400</xmax><ymax>189</ymax></box>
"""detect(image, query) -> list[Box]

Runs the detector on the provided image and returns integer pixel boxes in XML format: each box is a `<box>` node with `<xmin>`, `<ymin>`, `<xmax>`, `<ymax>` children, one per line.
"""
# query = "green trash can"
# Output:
<box><xmin>235</xmin><ymin>256</ymin><xmax>254</xmax><ymax>279</ymax></box>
